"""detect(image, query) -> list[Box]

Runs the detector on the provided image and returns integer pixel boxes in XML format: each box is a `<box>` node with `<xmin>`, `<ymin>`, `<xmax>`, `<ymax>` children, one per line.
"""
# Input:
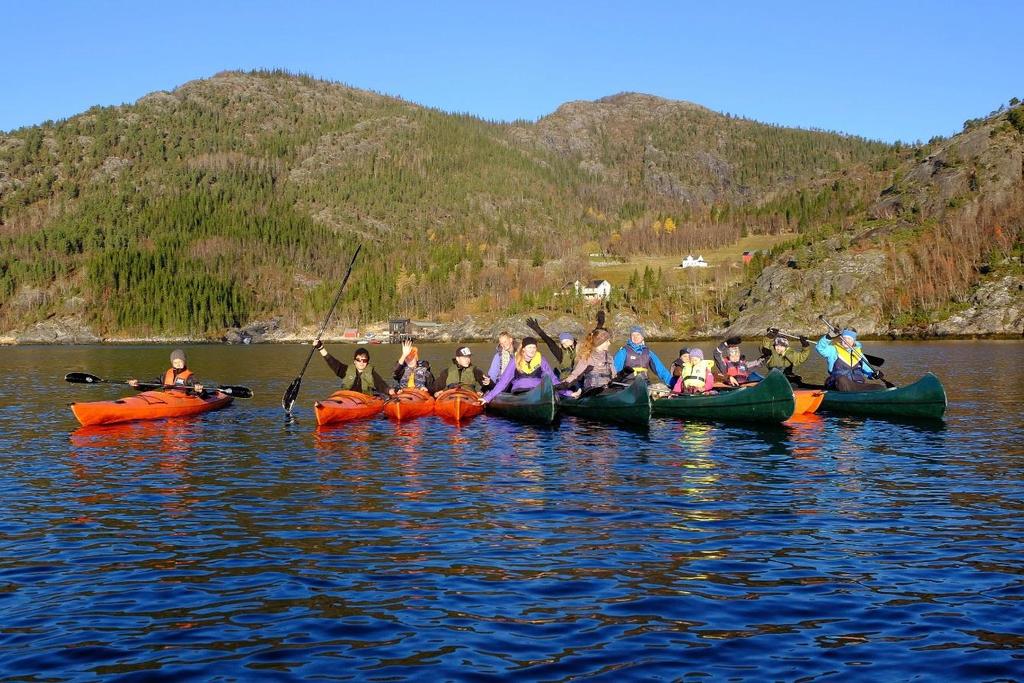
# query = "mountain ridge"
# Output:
<box><xmin>1</xmin><ymin>70</ymin><xmax>1019</xmax><ymax>342</ymax></box>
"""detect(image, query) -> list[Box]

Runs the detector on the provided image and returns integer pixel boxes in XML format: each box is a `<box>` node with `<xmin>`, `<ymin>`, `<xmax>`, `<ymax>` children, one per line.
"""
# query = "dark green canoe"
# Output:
<box><xmin>818</xmin><ymin>372</ymin><xmax>947</xmax><ymax>419</ymax></box>
<box><xmin>486</xmin><ymin>376</ymin><xmax>557</xmax><ymax>424</ymax></box>
<box><xmin>652</xmin><ymin>369</ymin><xmax>796</xmax><ymax>423</ymax></box>
<box><xmin>558</xmin><ymin>376</ymin><xmax>651</xmax><ymax>426</ymax></box>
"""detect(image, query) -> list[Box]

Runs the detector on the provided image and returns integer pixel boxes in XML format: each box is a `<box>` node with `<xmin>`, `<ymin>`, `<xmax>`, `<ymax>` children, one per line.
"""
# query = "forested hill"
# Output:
<box><xmin>725</xmin><ymin>101</ymin><xmax>1024</xmax><ymax>338</ymax></box>
<box><xmin>1</xmin><ymin>69</ymin><xmax>899</xmax><ymax>339</ymax></box>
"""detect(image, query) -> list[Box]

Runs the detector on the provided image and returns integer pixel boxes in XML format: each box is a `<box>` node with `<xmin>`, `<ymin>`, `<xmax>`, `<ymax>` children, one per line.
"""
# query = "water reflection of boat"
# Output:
<box><xmin>68</xmin><ymin>419</ymin><xmax>199</xmax><ymax>516</ymax></box>
<box><xmin>70</xmin><ymin>418</ymin><xmax>198</xmax><ymax>453</ymax></box>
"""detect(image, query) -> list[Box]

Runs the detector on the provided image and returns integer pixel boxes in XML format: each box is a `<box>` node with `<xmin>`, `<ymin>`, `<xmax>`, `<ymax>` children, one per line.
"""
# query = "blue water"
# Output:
<box><xmin>0</xmin><ymin>342</ymin><xmax>1022</xmax><ymax>680</ymax></box>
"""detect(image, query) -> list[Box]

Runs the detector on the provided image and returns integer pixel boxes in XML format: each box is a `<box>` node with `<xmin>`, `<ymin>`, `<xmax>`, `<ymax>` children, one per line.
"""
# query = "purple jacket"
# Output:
<box><xmin>484</xmin><ymin>356</ymin><xmax>559</xmax><ymax>402</ymax></box>
<box><xmin>487</xmin><ymin>348</ymin><xmax>514</xmax><ymax>382</ymax></box>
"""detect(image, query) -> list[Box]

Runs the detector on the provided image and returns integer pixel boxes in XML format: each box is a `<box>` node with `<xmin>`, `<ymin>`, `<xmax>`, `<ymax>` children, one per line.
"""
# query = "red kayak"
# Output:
<box><xmin>384</xmin><ymin>388</ymin><xmax>435</xmax><ymax>421</ymax></box>
<box><xmin>314</xmin><ymin>391</ymin><xmax>385</xmax><ymax>426</ymax></box>
<box><xmin>792</xmin><ymin>388</ymin><xmax>825</xmax><ymax>415</ymax></box>
<box><xmin>434</xmin><ymin>387</ymin><xmax>485</xmax><ymax>423</ymax></box>
<box><xmin>71</xmin><ymin>389</ymin><xmax>233</xmax><ymax>427</ymax></box>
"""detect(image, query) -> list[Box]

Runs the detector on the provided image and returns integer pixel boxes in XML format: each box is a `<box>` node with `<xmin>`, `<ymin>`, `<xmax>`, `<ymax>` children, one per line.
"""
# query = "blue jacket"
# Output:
<box><xmin>815</xmin><ymin>335</ymin><xmax>875</xmax><ymax>377</ymax></box>
<box><xmin>613</xmin><ymin>342</ymin><xmax>673</xmax><ymax>385</ymax></box>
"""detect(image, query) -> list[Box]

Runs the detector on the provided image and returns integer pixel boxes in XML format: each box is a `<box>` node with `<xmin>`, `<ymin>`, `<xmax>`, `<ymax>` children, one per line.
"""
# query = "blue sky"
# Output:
<box><xmin>2</xmin><ymin>1</ymin><xmax>1021</xmax><ymax>141</ymax></box>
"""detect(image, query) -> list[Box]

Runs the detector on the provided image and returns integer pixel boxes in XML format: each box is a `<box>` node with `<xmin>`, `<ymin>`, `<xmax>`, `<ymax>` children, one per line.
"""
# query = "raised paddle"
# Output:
<box><xmin>65</xmin><ymin>372</ymin><xmax>253</xmax><ymax>398</ymax></box>
<box><xmin>770</xmin><ymin>329</ymin><xmax>884</xmax><ymax>367</ymax></box>
<box><xmin>282</xmin><ymin>244</ymin><xmax>362</xmax><ymax>412</ymax></box>
<box><xmin>816</xmin><ymin>316</ymin><xmax>886</xmax><ymax>367</ymax></box>
<box><xmin>816</xmin><ymin>316</ymin><xmax>895</xmax><ymax>388</ymax></box>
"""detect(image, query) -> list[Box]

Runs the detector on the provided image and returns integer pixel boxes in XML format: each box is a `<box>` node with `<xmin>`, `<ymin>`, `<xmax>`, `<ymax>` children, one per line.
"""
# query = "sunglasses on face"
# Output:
<box><xmin>354</xmin><ymin>358</ymin><xmax>369</xmax><ymax>363</ymax></box>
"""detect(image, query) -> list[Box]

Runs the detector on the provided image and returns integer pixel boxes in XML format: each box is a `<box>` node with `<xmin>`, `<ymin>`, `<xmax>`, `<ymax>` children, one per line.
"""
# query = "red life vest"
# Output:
<box><xmin>723</xmin><ymin>358</ymin><xmax>750</xmax><ymax>382</ymax></box>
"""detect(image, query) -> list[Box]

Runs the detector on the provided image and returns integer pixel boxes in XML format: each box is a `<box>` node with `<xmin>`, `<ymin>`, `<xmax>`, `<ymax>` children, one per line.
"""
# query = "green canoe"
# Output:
<box><xmin>558</xmin><ymin>376</ymin><xmax>651</xmax><ymax>427</ymax></box>
<box><xmin>818</xmin><ymin>372</ymin><xmax>947</xmax><ymax>420</ymax></box>
<box><xmin>652</xmin><ymin>369</ymin><xmax>796</xmax><ymax>423</ymax></box>
<box><xmin>486</xmin><ymin>376</ymin><xmax>557</xmax><ymax>424</ymax></box>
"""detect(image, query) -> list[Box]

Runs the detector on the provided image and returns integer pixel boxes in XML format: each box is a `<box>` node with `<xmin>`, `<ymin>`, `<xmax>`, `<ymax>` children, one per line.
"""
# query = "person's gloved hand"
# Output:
<box><xmin>799</xmin><ymin>335</ymin><xmax>809</xmax><ymax>347</ymax></box>
<box><xmin>767</xmin><ymin>327</ymin><xmax>779</xmax><ymax>337</ymax></box>
<box><xmin>525</xmin><ymin>317</ymin><xmax>541</xmax><ymax>331</ymax></box>
<box><xmin>873</xmin><ymin>370</ymin><xmax>885</xmax><ymax>381</ymax></box>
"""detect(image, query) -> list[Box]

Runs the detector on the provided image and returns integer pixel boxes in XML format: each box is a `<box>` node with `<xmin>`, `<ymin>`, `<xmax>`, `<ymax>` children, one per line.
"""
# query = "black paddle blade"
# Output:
<box><xmin>282</xmin><ymin>376</ymin><xmax>302</xmax><ymax>412</ymax></box>
<box><xmin>219</xmin><ymin>385</ymin><xmax>254</xmax><ymax>399</ymax></box>
<box><xmin>864</xmin><ymin>353</ymin><xmax>885</xmax><ymax>367</ymax></box>
<box><xmin>65</xmin><ymin>372</ymin><xmax>102</xmax><ymax>384</ymax></box>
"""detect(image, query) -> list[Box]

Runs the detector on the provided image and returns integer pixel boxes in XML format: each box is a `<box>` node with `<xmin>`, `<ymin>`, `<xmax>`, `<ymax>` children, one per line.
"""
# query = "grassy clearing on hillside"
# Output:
<box><xmin>591</xmin><ymin>233</ymin><xmax>794</xmax><ymax>286</ymax></box>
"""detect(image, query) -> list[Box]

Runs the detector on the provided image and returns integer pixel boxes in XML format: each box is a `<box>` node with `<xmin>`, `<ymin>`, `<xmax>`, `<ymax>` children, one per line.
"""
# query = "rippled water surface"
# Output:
<box><xmin>1</xmin><ymin>341</ymin><xmax>1022</xmax><ymax>681</ymax></box>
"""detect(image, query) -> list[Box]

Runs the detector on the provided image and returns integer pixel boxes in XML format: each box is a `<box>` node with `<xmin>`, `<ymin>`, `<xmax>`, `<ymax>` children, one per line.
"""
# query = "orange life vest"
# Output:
<box><xmin>163</xmin><ymin>368</ymin><xmax>194</xmax><ymax>387</ymax></box>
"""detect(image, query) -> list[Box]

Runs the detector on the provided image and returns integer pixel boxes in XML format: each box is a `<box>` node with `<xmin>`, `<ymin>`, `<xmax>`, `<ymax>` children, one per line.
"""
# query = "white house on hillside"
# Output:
<box><xmin>570</xmin><ymin>279</ymin><xmax>612</xmax><ymax>301</ymax></box>
<box><xmin>679</xmin><ymin>255</ymin><xmax>709</xmax><ymax>268</ymax></box>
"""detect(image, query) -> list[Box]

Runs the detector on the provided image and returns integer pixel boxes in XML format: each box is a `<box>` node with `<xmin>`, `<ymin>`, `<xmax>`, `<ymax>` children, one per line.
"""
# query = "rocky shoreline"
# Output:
<box><xmin>2</xmin><ymin>308</ymin><xmax>1020</xmax><ymax>345</ymax></box>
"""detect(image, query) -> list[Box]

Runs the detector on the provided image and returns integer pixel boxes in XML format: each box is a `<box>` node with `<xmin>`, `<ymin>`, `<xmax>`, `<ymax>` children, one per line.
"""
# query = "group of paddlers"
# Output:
<box><xmin>310</xmin><ymin>317</ymin><xmax>888</xmax><ymax>402</ymax></box>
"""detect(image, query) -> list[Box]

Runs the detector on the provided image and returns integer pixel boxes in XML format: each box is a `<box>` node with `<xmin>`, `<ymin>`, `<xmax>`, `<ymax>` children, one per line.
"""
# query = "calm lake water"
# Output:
<box><xmin>1</xmin><ymin>341</ymin><xmax>1022</xmax><ymax>681</ymax></box>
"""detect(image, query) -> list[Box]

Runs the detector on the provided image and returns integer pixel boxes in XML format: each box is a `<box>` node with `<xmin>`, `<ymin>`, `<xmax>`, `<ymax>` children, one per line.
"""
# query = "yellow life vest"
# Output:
<box><xmin>516</xmin><ymin>352</ymin><xmax>542</xmax><ymax>376</ymax></box>
<box><xmin>680</xmin><ymin>361</ymin><xmax>712</xmax><ymax>389</ymax></box>
<box><xmin>832</xmin><ymin>341</ymin><xmax>865</xmax><ymax>369</ymax></box>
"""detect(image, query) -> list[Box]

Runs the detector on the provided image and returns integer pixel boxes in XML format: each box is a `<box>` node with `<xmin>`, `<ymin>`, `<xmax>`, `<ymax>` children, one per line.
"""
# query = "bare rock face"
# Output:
<box><xmin>931</xmin><ymin>274</ymin><xmax>1024</xmax><ymax>336</ymax></box>
<box><xmin>725</xmin><ymin>247</ymin><xmax>888</xmax><ymax>338</ymax></box>
<box><xmin>14</xmin><ymin>316</ymin><xmax>100</xmax><ymax>344</ymax></box>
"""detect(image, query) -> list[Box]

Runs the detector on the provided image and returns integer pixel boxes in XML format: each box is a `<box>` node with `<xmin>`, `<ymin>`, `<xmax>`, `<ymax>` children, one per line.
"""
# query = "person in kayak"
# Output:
<box><xmin>671</xmin><ymin>348</ymin><xmax>715</xmax><ymax>394</ymax></box>
<box><xmin>487</xmin><ymin>331</ymin><xmax>516</xmax><ymax>383</ymax></box>
<box><xmin>816</xmin><ymin>328</ymin><xmax>886</xmax><ymax>391</ymax></box>
<box><xmin>760</xmin><ymin>329</ymin><xmax>812</xmax><ymax>382</ymax></box>
<box><xmin>718</xmin><ymin>343</ymin><xmax>765</xmax><ymax>386</ymax></box>
<box><xmin>432</xmin><ymin>346</ymin><xmax>493</xmax><ymax>395</ymax></box>
<box><xmin>525</xmin><ymin>317</ymin><xmax>576</xmax><ymax>377</ymax></box>
<box><xmin>314</xmin><ymin>341</ymin><xmax>391</xmax><ymax>396</ymax></box>
<box><xmin>613</xmin><ymin>325</ymin><xmax>672</xmax><ymax>385</ymax></box>
<box><xmin>393</xmin><ymin>340</ymin><xmax>435</xmax><ymax>392</ymax></box>
<box><xmin>558</xmin><ymin>328</ymin><xmax>616</xmax><ymax>397</ymax></box>
<box><xmin>482</xmin><ymin>337</ymin><xmax>559</xmax><ymax>402</ymax></box>
<box><xmin>128</xmin><ymin>349</ymin><xmax>204</xmax><ymax>393</ymax></box>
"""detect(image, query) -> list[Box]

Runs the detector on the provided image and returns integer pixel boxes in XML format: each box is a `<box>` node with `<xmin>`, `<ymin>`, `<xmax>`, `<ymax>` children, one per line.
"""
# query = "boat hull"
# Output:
<box><xmin>314</xmin><ymin>390</ymin><xmax>385</xmax><ymax>426</ymax></box>
<box><xmin>793</xmin><ymin>388</ymin><xmax>825</xmax><ymax>415</ymax></box>
<box><xmin>383</xmin><ymin>388</ymin><xmax>435</xmax><ymax>421</ymax></box>
<box><xmin>558</xmin><ymin>376</ymin><xmax>651</xmax><ymax>426</ymax></box>
<box><xmin>487</xmin><ymin>376</ymin><xmax>557</xmax><ymax>424</ymax></box>
<box><xmin>653</xmin><ymin>369</ymin><xmax>796</xmax><ymax>423</ymax></box>
<box><xmin>818</xmin><ymin>373</ymin><xmax>947</xmax><ymax>419</ymax></box>
<box><xmin>434</xmin><ymin>387</ymin><xmax>485</xmax><ymax>423</ymax></box>
<box><xmin>71</xmin><ymin>390</ymin><xmax>233</xmax><ymax>427</ymax></box>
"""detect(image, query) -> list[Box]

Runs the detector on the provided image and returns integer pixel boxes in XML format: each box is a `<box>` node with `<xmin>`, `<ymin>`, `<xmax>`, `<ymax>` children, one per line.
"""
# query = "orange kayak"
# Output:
<box><xmin>793</xmin><ymin>388</ymin><xmax>825</xmax><ymax>415</ymax></box>
<box><xmin>384</xmin><ymin>388</ymin><xmax>435</xmax><ymax>421</ymax></box>
<box><xmin>71</xmin><ymin>390</ymin><xmax>233</xmax><ymax>427</ymax></box>
<box><xmin>434</xmin><ymin>387</ymin><xmax>485</xmax><ymax>423</ymax></box>
<box><xmin>314</xmin><ymin>390</ymin><xmax>385</xmax><ymax>426</ymax></box>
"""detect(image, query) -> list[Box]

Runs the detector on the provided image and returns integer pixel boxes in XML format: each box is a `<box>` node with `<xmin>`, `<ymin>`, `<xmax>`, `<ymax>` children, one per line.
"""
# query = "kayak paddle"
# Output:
<box><xmin>816</xmin><ymin>316</ymin><xmax>886</xmax><ymax>367</ymax></box>
<box><xmin>65</xmin><ymin>372</ymin><xmax>254</xmax><ymax>398</ymax></box>
<box><xmin>772</xmin><ymin>329</ymin><xmax>884</xmax><ymax>367</ymax></box>
<box><xmin>816</xmin><ymin>316</ymin><xmax>895</xmax><ymax>388</ymax></box>
<box><xmin>282</xmin><ymin>244</ymin><xmax>362</xmax><ymax>413</ymax></box>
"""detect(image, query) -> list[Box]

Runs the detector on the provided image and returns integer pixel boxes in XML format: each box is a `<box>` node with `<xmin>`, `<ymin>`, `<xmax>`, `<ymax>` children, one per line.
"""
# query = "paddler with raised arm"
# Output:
<box><xmin>816</xmin><ymin>327</ymin><xmax>886</xmax><ymax>391</ymax></box>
